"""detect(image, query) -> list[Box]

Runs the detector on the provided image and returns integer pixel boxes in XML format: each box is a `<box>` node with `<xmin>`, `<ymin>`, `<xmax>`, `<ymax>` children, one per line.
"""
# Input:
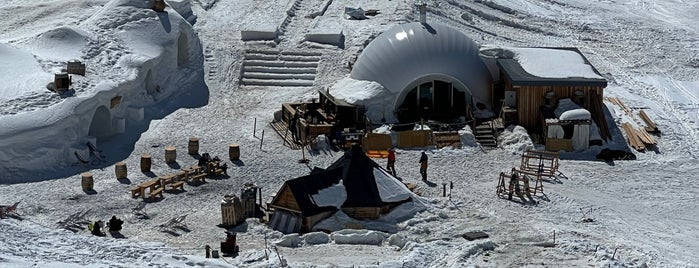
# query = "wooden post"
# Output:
<box><xmin>553</xmin><ymin>230</ymin><xmax>556</xmax><ymax>243</ymax></box>
<box><xmin>260</xmin><ymin>130</ymin><xmax>265</xmax><ymax>150</ymax></box>
<box><xmin>253</xmin><ymin>118</ymin><xmax>257</xmax><ymax>137</ymax></box>
<box><xmin>442</xmin><ymin>183</ymin><xmax>447</xmax><ymax>197</ymax></box>
<box><xmin>612</xmin><ymin>247</ymin><xmax>618</xmax><ymax>260</ymax></box>
<box><xmin>205</xmin><ymin>245</ymin><xmax>211</xmax><ymax>258</ymax></box>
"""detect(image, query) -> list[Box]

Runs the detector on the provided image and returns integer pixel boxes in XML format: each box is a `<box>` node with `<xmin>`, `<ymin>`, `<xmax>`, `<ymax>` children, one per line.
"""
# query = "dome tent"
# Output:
<box><xmin>350</xmin><ymin>22</ymin><xmax>490</xmax><ymax>123</ymax></box>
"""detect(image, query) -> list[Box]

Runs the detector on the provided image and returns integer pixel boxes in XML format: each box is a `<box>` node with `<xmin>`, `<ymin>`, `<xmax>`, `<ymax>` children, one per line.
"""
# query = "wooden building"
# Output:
<box><xmin>268</xmin><ymin>145</ymin><xmax>412</xmax><ymax>233</ymax></box>
<box><xmin>493</xmin><ymin>47</ymin><xmax>611</xmax><ymax>141</ymax></box>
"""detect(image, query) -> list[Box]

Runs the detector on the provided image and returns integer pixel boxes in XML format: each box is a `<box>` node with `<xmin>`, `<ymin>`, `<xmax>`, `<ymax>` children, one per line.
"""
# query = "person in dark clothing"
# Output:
<box><xmin>289</xmin><ymin>113</ymin><xmax>299</xmax><ymax>141</ymax></box>
<box><xmin>108</xmin><ymin>216</ymin><xmax>123</xmax><ymax>232</ymax></box>
<box><xmin>91</xmin><ymin>220</ymin><xmax>105</xmax><ymax>236</ymax></box>
<box><xmin>386</xmin><ymin>148</ymin><xmax>396</xmax><ymax>176</ymax></box>
<box><xmin>419</xmin><ymin>152</ymin><xmax>428</xmax><ymax>181</ymax></box>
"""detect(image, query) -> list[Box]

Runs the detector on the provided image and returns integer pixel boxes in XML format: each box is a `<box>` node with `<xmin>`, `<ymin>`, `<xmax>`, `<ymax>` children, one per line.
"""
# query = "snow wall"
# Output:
<box><xmin>0</xmin><ymin>0</ymin><xmax>204</xmax><ymax>181</ymax></box>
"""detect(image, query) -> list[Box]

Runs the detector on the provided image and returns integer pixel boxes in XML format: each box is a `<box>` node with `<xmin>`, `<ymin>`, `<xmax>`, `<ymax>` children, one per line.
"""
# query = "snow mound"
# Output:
<box><xmin>497</xmin><ymin>125</ymin><xmax>535</xmax><ymax>154</ymax></box>
<box><xmin>331</xmin><ymin>229</ymin><xmax>389</xmax><ymax>245</ymax></box>
<box><xmin>388</xmin><ymin>233</ymin><xmax>408</xmax><ymax>249</ymax></box>
<box><xmin>22</xmin><ymin>26</ymin><xmax>91</xmax><ymax>61</ymax></box>
<box><xmin>458</xmin><ymin>125</ymin><xmax>477</xmax><ymax>147</ymax></box>
<box><xmin>302</xmin><ymin>232</ymin><xmax>331</xmax><ymax>245</ymax></box>
<box><xmin>274</xmin><ymin>233</ymin><xmax>302</xmax><ymax>248</ymax></box>
<box><xmin>329</xmin><ymin>77</ymin><xmax>392</xmax><ymax>123</ymax></box>
<box><xmin>310</xmin><ymin>134</ymin><xmax>332</xmax><ymax>151</ymax></box>
<box><xmin>0</xmin><ymin>43</ymin><xmax>52</xmax><ymax>99</ymax></box>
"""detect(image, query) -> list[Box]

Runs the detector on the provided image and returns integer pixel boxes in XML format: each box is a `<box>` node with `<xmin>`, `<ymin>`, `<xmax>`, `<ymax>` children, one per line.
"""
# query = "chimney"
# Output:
<box><xmin>418</xmin><ymin>3</ymin><xmax>427</xmax><ymax>23</ymax></box>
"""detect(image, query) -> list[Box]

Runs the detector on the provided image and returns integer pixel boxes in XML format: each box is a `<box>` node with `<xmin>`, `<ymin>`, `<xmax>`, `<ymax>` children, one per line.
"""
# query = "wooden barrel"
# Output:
<box><xmin>229</xmin><ymin>144</ymin><xmax>240</xmax><ymax>161</ymax></box>
<box><xmin>165</xmin><ymin>146</ymin><xmax>177</xmax><ymax>163</ymax></box>
<box><xmin>188</xmin><ymin>137</ymin><xmax>199</xmax><ymax>155</ymax></box>
<box><xmin>81</xmin><ymin>172</ymin><xmax>94</xmax><ymax>190</ymax></box>
<box><xmin>115</xmin><ymin>162</ymin><xmax>127</xmax><ymax>179</ymax></box>
<box><xmin>140</xmin><ymin>154</ymin><xmax>151</xmax><ymax>172</ymax></box>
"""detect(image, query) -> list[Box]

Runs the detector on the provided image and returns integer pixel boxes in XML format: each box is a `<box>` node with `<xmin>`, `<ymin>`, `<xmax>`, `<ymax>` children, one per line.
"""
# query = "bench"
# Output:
<box><xmin>170</xmin><ymin>181</ymin><xmax>185</xmax><ymax>190</ymax></box>
<box><xmin>191</xmin><ymin>173</ymin><xmax>207</xmax><ymax>183</ymax></box>
<box><xmin>130</xmin><ymin>187</ymin><xmax>142</xmax><ymax>198</ymax></box>
<box><xmin>150</xmin><ymin>188</ymin><xmax>164</xmax><ymax>199</ymax></box>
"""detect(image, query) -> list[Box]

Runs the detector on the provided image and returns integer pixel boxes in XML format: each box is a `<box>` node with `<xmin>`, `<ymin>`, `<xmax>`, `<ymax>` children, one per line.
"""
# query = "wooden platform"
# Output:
<box><xmin>270</xmin><ymin>120</ymin><xmax>302</xmax><ymax>150</ymax></box>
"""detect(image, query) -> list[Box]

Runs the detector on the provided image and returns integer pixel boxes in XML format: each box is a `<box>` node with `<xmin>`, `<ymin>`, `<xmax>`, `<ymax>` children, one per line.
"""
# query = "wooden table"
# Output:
<box><xmin>138</xmin><ymin>179</ymin><xmax>160</xmax><ymax>198</ymax></box>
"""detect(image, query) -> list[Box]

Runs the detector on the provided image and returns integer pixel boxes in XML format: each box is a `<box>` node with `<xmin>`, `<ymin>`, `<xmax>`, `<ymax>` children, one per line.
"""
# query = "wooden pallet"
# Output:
<box><xmin>270</xmin><ymin>120</ymin><xmax>302</xmax><ymax>150</ymax></box>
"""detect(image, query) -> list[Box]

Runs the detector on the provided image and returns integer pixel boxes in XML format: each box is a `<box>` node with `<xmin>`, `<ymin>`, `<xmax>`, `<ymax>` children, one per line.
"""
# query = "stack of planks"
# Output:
<box><xmin>606</xmin><ymin>97</ymin><xmax>658</xmax><ymax>151</ymax></box>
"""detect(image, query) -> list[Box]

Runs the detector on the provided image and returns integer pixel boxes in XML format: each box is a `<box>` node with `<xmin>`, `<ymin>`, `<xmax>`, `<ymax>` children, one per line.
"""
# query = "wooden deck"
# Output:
<box><xmin>270</xmin><ymin>120</ymin><xmax>303</xmax><ymax>150</ymax></box>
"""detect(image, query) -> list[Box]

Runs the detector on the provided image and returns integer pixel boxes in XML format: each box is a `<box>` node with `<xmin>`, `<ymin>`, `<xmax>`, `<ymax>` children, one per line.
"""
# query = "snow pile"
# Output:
<box><xmin>497</xmin><ymin>125</ymin><xmax>535</xmax><ymax>154</ymax></box>
<box><xmin>301</xmin><ymin>232</ymin><xmax>331</xmax><ymax>245</ymax></box>
<box><xmin>274</xmin><ymin>233</ymin><xmax>303</xmax><ymax>248</ymax></box>
<box><xmin>0</xmin><ymin>43</ymin><xmax>52</xmax><ymax>99</ymax></box>
<box><xmin>331</xmin><ymin>229</ymin><xmax>389</xmax><ymax>245</ymax></box>
<box><xmin>310</xmin><ymin>134</ymin><xmax>332</xmax><ymax>151</ymax></box>
<box><xmin>329</xmin><ymin>77</ymin><xmax>393</xmax><ymax>123</ymax></box>
<box><xmin>458</xmin><ymin>125</ymin><xmax>477</xmax><ymax>147</ymax></box>
<box><xmin>372</xmin><ymin>124</ymin><xmax>393</xmax><ymax>134</ymax></box>
<box><xmin>19</xmin><ymin>26</ymin><xmax>90</xmax><ymax>62</ymax></box>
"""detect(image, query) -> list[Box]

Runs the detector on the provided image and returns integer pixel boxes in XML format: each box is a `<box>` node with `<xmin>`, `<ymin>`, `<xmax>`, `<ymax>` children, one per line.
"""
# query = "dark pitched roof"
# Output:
<box><xmin>280</xmin><ymin>145</ymin><xmax>410</xmax><ymax>217</ymax></box>
<box><xmin>284</xmin><ymin>167</ymin><xmax>344</xmax><ymax>216</ymax></box>
<box><xmin>326</xmin><ymin>145</ymin><xmax>387</xmax><ymax>208</ymax></box>
<box><xmin>497</xmin><ymin>47</ymin><xmax>608</xmax><ymax>87</ymax></box>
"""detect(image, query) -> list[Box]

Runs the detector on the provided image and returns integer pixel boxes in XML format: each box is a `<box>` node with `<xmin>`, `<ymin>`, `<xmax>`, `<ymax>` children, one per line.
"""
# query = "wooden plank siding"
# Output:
<box><xmin>270</xmin><ymin>185</ymin><xmax>301</xmax><ymax>212</ymax></box>
<box><xmin>502</xmin><ymin>79</ymin><xmax>609</xmax><ymax>139</ymax></box>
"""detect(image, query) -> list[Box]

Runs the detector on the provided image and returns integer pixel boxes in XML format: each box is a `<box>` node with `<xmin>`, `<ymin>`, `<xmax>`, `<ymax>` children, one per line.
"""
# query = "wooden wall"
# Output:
<box><xmin>271</xmin><ymin>185</ymin><xmax>300</xmax><ymax>212</ymax></box>
<box><xmin>503</xmin><ymin>80</ymin><xmax>604</xmax><ymax>131</ymax></box>
<box><xmin>342</xmin><ymin>207</ymin><xmax>381</xmax><ymax>220</ymax></box>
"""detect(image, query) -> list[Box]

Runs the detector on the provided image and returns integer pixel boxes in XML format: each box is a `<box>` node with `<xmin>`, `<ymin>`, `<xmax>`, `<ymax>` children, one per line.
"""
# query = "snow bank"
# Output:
<box><xmin>330</xmin><ymin>229</ymin><xmax>389</xmax><ymax>245</ymax></box>
<box><xmin>497</xmin><ymin>125</ymin><xmax>535</xmax><ymax>154</ymax></box>
<box><xmin>458</xmin><ymin>125</ymin><xmax>477</xmax><ymax>147</ymax></box>
<box><xmin>301</xmin><ymin>232</ymin><xmax>331</xmax><ymax>245</ymax></box>
<box><xmin>274</xmin><ymin>233</ymin><xmax>303</xmax><ymax>248</ymax></box>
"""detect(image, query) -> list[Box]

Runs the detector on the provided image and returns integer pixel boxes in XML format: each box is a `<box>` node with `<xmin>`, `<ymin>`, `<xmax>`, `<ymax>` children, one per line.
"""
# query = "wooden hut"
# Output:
<box><xmin>268</xmin><ymin>145</ymin><xmax>412</xmax><ymax>233</ymax></box>
<box><xmin>493</xmin><ymin>47</ymin><xmax>610</xmax><ymax>141</ymax></box>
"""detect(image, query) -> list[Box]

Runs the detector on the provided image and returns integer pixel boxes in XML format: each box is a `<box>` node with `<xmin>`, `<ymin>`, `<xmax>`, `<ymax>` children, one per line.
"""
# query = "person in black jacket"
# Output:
<box><xmin>108</xmin><ymin>216</ymin><xmax>123</xmax><ymax>232</ymax></box>
<box><xmin>419</xmin><ymin>152</ymin><xmax>428</xmax><ymax>181</ymax></box>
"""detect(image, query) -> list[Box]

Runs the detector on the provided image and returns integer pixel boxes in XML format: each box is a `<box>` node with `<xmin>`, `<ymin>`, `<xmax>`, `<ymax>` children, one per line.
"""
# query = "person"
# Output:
<box><xmin>108</xmin><ymin>216</ymin><xmax>123</xmax><ymax>232</ymax></box>
<box><xmin>91</xmin><ymin>220</ymin><xmax>105</xmax><ymax>236</ymax></box>
<box><xmin>386</xmin><ymin>148</ymin><xmax>396</xmax><ymax>176</ymax></box>
<box><xmin>289</xmin><ymin>113</ymin><xmax>299</xmax><ymax>141</ymax></box>
<box><xmin>419</xmin><ymin>152</ymin><xmax>428</xmax><ymax>181</ymax></box>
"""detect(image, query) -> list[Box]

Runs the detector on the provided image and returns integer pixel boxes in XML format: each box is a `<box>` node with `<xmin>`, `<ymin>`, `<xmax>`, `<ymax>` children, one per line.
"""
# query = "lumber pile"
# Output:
<box><xmin>638</xmin><ymin>110</ymin><xmax>659</xmax><ymax>133</ymax></box>
<box><xmin>606</xmin><ymin>97</ymin><xmax>658</xmax><ymax>151</ymax></box>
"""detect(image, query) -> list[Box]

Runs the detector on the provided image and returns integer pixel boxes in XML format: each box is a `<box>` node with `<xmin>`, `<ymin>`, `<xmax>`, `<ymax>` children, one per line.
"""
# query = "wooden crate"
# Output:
<box><xmin>362</xmin><ymin>133</ymin><xmax>392</xmax><ymax>151</ymax></box>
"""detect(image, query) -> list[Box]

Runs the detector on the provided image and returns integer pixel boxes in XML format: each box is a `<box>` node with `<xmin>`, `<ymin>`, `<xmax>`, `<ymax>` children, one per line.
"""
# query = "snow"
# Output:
<box><xmin>1</xmin><ymin>0</ymin><xmax>698</xmax><ymax>267</ymax></box>
<box><xmin>510</xmin><ymin>47</ymin><xmax>605</xmax><ymax>79</ymax></box>
<box><xmin>310</xmin><ymin>180</ymin><xmax>346</xmax><ymax>208</ymax></box>
<box><xmin>373</xmin><ymin>168</ymin><xmax>412</xmax><ymax>203</ymax></box>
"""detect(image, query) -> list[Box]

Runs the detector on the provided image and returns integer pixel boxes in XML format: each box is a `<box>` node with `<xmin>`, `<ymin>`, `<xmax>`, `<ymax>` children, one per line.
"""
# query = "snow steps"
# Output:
<box><xmin>474</xmin><ymin>120</ymin><xmax>502</xmax><ymax>149</ymax></box>
<box><xmin>240</xmin><ymin>48</ymin><xmax>321</xmax><ymax>87</ymax></box>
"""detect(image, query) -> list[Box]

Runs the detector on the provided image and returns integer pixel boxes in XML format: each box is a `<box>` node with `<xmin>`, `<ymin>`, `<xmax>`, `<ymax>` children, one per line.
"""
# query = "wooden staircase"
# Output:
<box><xmin>474</xmin><ymin>118</ymin><xmax>504</xmax><ymax>149</ymax></box>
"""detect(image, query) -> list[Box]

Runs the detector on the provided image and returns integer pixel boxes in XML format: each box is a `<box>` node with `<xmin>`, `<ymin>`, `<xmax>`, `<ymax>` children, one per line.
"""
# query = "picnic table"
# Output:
<box><xmin>138</xmin><ymin>179</ymin><xmax>160</xmax><ymax>197</ymax></box>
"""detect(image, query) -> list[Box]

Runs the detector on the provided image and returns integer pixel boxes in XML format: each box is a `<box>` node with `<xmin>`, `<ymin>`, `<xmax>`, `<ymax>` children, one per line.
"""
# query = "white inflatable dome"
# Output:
<box><xmin>350</xmin><ymin>22</ymin><xmax>490</xmax><ymax>112</ymax></box>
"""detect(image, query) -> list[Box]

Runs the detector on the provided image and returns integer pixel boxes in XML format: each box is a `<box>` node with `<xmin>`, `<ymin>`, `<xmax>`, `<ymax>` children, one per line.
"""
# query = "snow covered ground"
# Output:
<box><xmin>1</xmin><ymin>0</ymin><xmax>698</xmax><ymax>267</ymax></box>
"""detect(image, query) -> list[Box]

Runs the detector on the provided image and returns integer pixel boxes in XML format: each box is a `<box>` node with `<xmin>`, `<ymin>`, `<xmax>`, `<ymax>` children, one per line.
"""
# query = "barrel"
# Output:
<box><xmin>140</xmin><ymin>154</ymin><xmax>152</xmax><ymax>172</ymax></box>
<box><xmin>165</xmin><ymin>146</ymin><xmax>177</xmax><ymax>163</ymax></box>
<box><xmin>115</xmin><ymin>162</ymin><xmax>127</xmax><ymax>179</ymax></box>
<box><xmin>229</xmin><ymin>144</ymin><xmax>240</xmax><ymax>161</ymax></box>
<box><xmin>81</xmin><ymin>172</ymin><xmax>94</xmax><ymax>190</ymax></box>
<box><xmin>188</xmin><ymin>137</ymin><xmax>199</xmax><ymax>155</ymax></box>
